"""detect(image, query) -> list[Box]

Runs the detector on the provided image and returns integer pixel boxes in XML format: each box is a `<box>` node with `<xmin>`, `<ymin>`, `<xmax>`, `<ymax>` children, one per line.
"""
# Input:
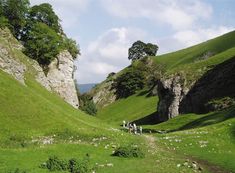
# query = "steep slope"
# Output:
<box><xmin>153</xmin><ymin>30</ymin><xmax>235</xmax><ymax>70</ymax></box>
<box><xmin>1</xmin><ymin>27</ymin><xmax>203</xmax><ymax>173</ymax></box>
<box><xmin>97</xmin><ymin>90</ymin><xmax>158</xmax><ymax>126</ymax></box>
<box><xmin>97</xmin><ymin>30</ymin><xmax>235</xmax><ymax>122</ymax></box>
<box><xmin>0</xmin><ymin>28</ymin><xmax>79</xmax><ymax>108</ymax></box>
<box><xmin>0</xmin><ymin>28</ymin><xmax>108</xmax><ymax>144</ymax></box>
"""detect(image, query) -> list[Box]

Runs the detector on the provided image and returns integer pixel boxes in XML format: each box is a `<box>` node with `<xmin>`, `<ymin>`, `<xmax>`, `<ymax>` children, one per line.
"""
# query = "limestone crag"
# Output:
<box><xmin>92</xmin><ymin>80</ymin><xmax>117</xmax><ymax>108</ymax></box>
<box><xmin>46</xmin><ymin>51</ymin><xmax>79</xmax><ymax>108</ymax></box>
<box><xmin>156</xmin><ymin>57</ymin><xmax>235</xmax><ymax>122</ymax></box>
<box><xmin>31</xmin><ymin>61</ymin><xmax>51</xmax><ymax>91</ymax></box>
<box><xmin>0</xmin><ymin>38</ymin><xmax>26</xmax><ymax>84</ymax></box>
<box><xmin>157</xmin><ymin>76</ymin><xmax>188</xmax><ymax>122</ymax></box>
<box><xmin>180</xmin><ymin>57</ymin><xmax>235</xmax><ymax>114</ymax></box>
<box><xmin>0</xmin><ymin>28</ymin><xmax>79</xmax><ymax>108</ymax></box>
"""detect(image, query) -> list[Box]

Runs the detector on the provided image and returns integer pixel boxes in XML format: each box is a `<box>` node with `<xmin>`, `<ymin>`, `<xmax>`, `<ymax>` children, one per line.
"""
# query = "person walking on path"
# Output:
<box><xmin>139</xmin><ymin>126</ymin><xmax>143</xmax><ymax>135</ymax></box>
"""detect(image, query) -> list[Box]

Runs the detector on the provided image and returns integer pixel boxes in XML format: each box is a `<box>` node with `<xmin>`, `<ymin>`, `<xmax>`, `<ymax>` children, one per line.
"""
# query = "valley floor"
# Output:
<box><xmin>1</xmin><ymin>107</ymin><xmax>234</xmax><ymax>173</ymax></box>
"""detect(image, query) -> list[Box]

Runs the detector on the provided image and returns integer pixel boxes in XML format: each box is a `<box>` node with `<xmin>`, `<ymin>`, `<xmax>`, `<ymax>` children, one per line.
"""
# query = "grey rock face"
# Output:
<box><xmin>46</xmin><ymin>51</ymin><xmax>79</xmax><ymax>108</ymax></box>
<box><xmin>0</xmin><ymin>28</ymin><xmax>79</xmax><ymax>108</ymax></box>
<box><xmin>180</xmin><ymin>57</ymin><xmax>235</xmax><ymax>114</ymax></box>
<box><xmin>92</xmin><ymin>80</ymin><xmax>117</xmax><ymax>108</ymax></box>
<box><xmin>157</xmin><ymin>76</ymin><xmax>188</xmax><ymax>122</ymax></box>
<box><xmin>0</xmin><ymin>44</ymin><xmax>26</xmax><ymax>84</ymax></box>
<box><xmin>31</xmin><ymin>61</ymin><xmax>51</xmax><ymax>91</ymax></box>
<box><xmin>31</xmin><ymin>51</ymin><xmax>79</xmax><ymax>108</ymax></box>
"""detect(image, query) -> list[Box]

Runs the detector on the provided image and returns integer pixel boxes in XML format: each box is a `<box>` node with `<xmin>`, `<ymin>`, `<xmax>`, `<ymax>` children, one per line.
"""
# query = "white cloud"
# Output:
<box><xmin>75</xmin><ymin>27</ymin><xmax>147</xmax><ymax>83</ymax></box>
<box><xmin>156</xmin><ymin>26</ymin><xmax>234</xmax><ymax>54</ymax></box>
<box><xmin>173</xmin><ymin>26</ymin><xmax>234</xmax><ymax>47</ymax></box>
<box><xmin>101</xmin><ymin>0</ymin><xmax>212</xmax><ymax>30</ymax></box>
<box><xmin>30</xmin><ymin>0</ymin><xmax>90</xmax><ymax>29</ymax></box>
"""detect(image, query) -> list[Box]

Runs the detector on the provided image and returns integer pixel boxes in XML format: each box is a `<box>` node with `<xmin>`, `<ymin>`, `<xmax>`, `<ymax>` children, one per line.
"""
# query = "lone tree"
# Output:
<box><xmin>128</xmin><ymin>40</ymin><xmax>158</xmax><ymax>61</ymax></box>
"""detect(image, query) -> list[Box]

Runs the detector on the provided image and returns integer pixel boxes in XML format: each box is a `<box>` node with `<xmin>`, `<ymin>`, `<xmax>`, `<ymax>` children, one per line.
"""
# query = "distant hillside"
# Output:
<box><xmin>96</xmin><ymin>30</ymin><xmax>235</xmax><ymax>123</ymax></box>
<box><xmin>78</xmin><ymin>83</ymin><xmax>97</xmax><ymax>94</ymax></box>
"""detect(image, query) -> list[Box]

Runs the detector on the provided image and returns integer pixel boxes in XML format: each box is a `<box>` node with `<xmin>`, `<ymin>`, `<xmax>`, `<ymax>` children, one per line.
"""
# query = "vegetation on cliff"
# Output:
<box><xmin>0</xmin><ymin>0</ymin><xmax>80</xmax><ymax>68</ymax></box>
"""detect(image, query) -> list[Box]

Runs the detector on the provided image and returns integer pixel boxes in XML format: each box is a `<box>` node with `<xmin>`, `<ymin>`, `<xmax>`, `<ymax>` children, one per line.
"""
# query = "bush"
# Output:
<box><xmin>112</xmin><ymin>145</ymin><xmax>145</xmax><ymax>158</ymax></box>
<box><xmin>113</xmin><ymin>68</ymin><xmax>144</xmax><ymax>98</ymax></box>
<box><xmin>205</xmin><ymin>97</ymin><xmax>235</xmax><ymax>111</ymax></box>
<box><xmin>41</xmin><ymin>155</ymin><xmax>92</xmax><ymax>173</ymax></box>
<box><xmin>68</xmin><ymin>157</ymin><xmax>91</xmax><ymax>173</ymax></box>
<box><xmin>79</xmin><ymin>94</ymin><xmax>97</xmax><ymax>116</ymax></box>
<box><xmin>42</xmin><ymin>155</ymin><xmax>68</xmax><ymax>171</ymax></box>
<box><xmin>0</xmin><ymin>16</ymin><xmax>9</xmax><ymax>28</ymax></box>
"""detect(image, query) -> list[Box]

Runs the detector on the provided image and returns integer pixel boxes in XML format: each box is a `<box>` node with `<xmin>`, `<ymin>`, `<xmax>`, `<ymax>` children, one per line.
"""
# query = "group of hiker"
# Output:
<box><xmin>122</xmin><ymin>120</ymin><xmax>143</xmax><ymax>135</ymax></box>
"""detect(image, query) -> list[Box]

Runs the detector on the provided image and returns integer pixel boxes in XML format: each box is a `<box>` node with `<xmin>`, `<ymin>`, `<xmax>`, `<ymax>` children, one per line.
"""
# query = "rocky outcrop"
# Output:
<box><xmin>0</xmin><ymin>44</ymin><xmax>26</xmax><ymax>84</ymax></box>
<box><xmin>31</xmin><ymin>51</ymin><xmax>79</xmax><ymax>108</ymax></box>
<box><xmin>180</xmin><ymin>57</ymin><xmax>235</xmax><ymax>114</ymax></box>
<box><xmin>92</xmin><ymin>80</ymin><xmax>117</xmax><ymax>108</ymax></box>
<box><xmin>0</xmin><ymin>28</ymin><xmax>79</xmax><ymax>108</ymax></box>
<box><xmin>157</xmin><ymin>76</ymin><xmax>188</xmax><ymax>122</ymax></box>
<box><xmin>0</xmin><ymin>29</ymin><xmax>26</xmax><ymax>84</ymax></box>
<box><xmin>46</xmin><ymin>51</ymin><xmax>79</xmax><ymax>108</ymax></box>
<box><xmin>157</xmin><ymin>57</ymin><xmax>235</xmax><ymax>121</ymax></box>
<box><xmin>31</xmin><ymin>61</ymin><xmax>51</xmax><ymax>91</ymax></box>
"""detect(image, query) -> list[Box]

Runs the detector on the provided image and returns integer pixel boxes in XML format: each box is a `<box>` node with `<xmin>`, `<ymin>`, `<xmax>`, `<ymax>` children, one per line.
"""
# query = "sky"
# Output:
<box><xmin>30</xmin><ymin>0</ymin><xmax>235</xmax><ymax>84</ymax></box>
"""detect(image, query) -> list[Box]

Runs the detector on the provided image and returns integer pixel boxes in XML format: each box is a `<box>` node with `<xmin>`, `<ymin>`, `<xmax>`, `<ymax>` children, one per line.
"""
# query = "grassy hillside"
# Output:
<box><xmin>95</xmin><ymin>31</ymin><xmax>235</xmax><ymax>172</ymax></box>
<box><xmin>0</xmin><ymin>28</ymin><xmax>202</xmax><ymax>173</ymax></box>
<box><xmin>153</xmin><ymin>30</ymin><xmax>235</xmax><ymax>70</ymax></box>
<box><xmin>0</xmin><ymin>70</ymin><xmax>200</xmax><ymax>173</ymax></box>
<box><xmin>147</xmin><ymin>107</ymin><xmax>235</xmax><ymax>172</ymax></box>
<box><xmin>97</xmin><ymin>90</ymin><xmax>158</xmax><ymax>126</ymax></box>
<box><xmin>98</xmin><ymin>30</ymin><xmax>235</xmax><ymax>121</ymax></box>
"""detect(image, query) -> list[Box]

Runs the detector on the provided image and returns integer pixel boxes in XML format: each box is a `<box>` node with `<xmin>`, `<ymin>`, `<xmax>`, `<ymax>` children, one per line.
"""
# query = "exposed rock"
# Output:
<box><xmin>180</xmin><ymin>57</ymin><xmax>235</xmax><ymax>114</ymax></box>
<box><xmin>31</xmin><ymin>61</ymin><xmax>51</xmax><ymax>91</ymax></box>
<box><xmin>31</xmin><ymin>51</ymin><xmax>79</xmax><ymax>108</ymax></box>
<box><xmin>195</xmin><ymin>51</ymin><xmax>214</xmax><ymax>62</ymax></box>
<box><xmin>157</xmin><ymin>76</ymin><xmax>188</xmax><ymax>122</ymax></box>
<box><xmin>0</xmin><ymin>43</ymin><xmax>26</xmax><ymax>84</ymax></box>
<box><xmin>157</xmin><ymin>57</ymin><xmax>235</xmax><ymax>121</ymax></box>
<box><xmin>46</xmin><ymin>51</ymin><xmax>79</xmax><ymax>108</ymax></box>
<box><xmin>92</xmin><ymin>80</ymin><xmax>117</xmax><ymax>108</ymax></box>
<box><xmin>0</xmin><ymin>28</ymin><xmax>79</xmax><ymax>108</ymax></box>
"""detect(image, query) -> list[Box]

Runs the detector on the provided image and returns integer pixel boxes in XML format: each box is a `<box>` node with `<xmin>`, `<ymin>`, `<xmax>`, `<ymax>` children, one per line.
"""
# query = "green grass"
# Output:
<box><xmin>97</xmin><ymin>90</ymin><xmax>158</xmax><ymax>126</ymax></box>
<box><xmin>0</xmin><ymin>28</ymin><xmax>201</xmax><ymax>173</ymax></box>
<box><xmin>153</xmin><ymin>30</ymin><xmax>235</xmax><ymax>70</ymax></box>
<box><xmin>1</xmin><ymin>28</ymin><xmax>235</xmax><ymax>173</ymax></box>
<box><xmin>0</xmin><ymin>137</ymin><xmax>201</xmax><ymax>173</ymax></box>
<box><xmin>145</xmin><ymin>107</ymin><xmax>235</xmax><ymax>172</ymax></box>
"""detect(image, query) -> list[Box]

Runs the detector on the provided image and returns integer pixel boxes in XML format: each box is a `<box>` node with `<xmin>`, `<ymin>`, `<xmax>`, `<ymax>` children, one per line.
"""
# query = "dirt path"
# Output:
<box><xmin>144</xmin><ymin>135</ymin><xmax>156</xmax><ymax>149</ymax></box>
<box><xmin>143</xmin><ymin>134</ymin><xmax>231</xmax><ymax>173</ymax></box>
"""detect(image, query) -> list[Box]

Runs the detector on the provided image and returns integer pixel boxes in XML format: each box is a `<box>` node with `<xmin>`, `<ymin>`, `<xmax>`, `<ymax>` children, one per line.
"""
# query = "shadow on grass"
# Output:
<box><xmin>132</xmin><ymin>111</ymin><xmax>160</xmax><ymax>125</ymax></box>
<box><xmin>174</xmin><ymin>107</ymin><xmax>235</xmax><ymax>132</ymax></box>
<box><xmin>137</xmin><ymin>90</ymin><xmax>149</xmax><ymax>97</ymax></box>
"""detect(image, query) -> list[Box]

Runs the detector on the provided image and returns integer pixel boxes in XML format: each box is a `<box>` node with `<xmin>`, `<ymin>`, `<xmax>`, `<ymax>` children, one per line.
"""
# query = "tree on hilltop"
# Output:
<box><xmin>128</xmin><ymin>40</ymin><xmax>158</xmax><ymax>61</ymax></box>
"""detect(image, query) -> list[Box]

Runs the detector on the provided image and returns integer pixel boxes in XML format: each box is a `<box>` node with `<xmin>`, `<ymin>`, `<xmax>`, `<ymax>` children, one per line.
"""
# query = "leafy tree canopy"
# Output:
<box><xmin>23</xmin><ymin>22</ymin><xmax>62</xmax><ymax>66</ymax></box>
<box><xmin>128</xmin><ymin>40</ymin><xmax>158</xmax><ymax>61</ymax></box>
<box><xmin>29</xmin><ymin>3</ymin><xmax>62</xmax><ymax>34</ymax></box>
<box><xmin>3</xmin><ymin>0</ymin><xmax>30</xmax><ymax>38</ymax></box>
<box><xmin>0</xmin><ymin>0</ymin><xmax>80</xmax><ymax>68</ymax></box>
<box><xmin>62</xmin><ymin>37</ymin><xmax>80</xmax><ymax>59</ymax></box>
<box><xmin>113</xmin><ymin>68</ymin><xmax>145</xmax><ymax>98</ymax></box>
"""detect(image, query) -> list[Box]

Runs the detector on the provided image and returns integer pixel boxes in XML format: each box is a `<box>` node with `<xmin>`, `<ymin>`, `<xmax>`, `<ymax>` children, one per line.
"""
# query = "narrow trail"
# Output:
<box><xmin>143</xmin><ymin>134</ymin><xmax>232</xmax><ymax>173</ymax></box>
<box><xmin>144</xmin><ymin>135</ymin><xmax>157</xmax><ymax>150</ymax></box>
